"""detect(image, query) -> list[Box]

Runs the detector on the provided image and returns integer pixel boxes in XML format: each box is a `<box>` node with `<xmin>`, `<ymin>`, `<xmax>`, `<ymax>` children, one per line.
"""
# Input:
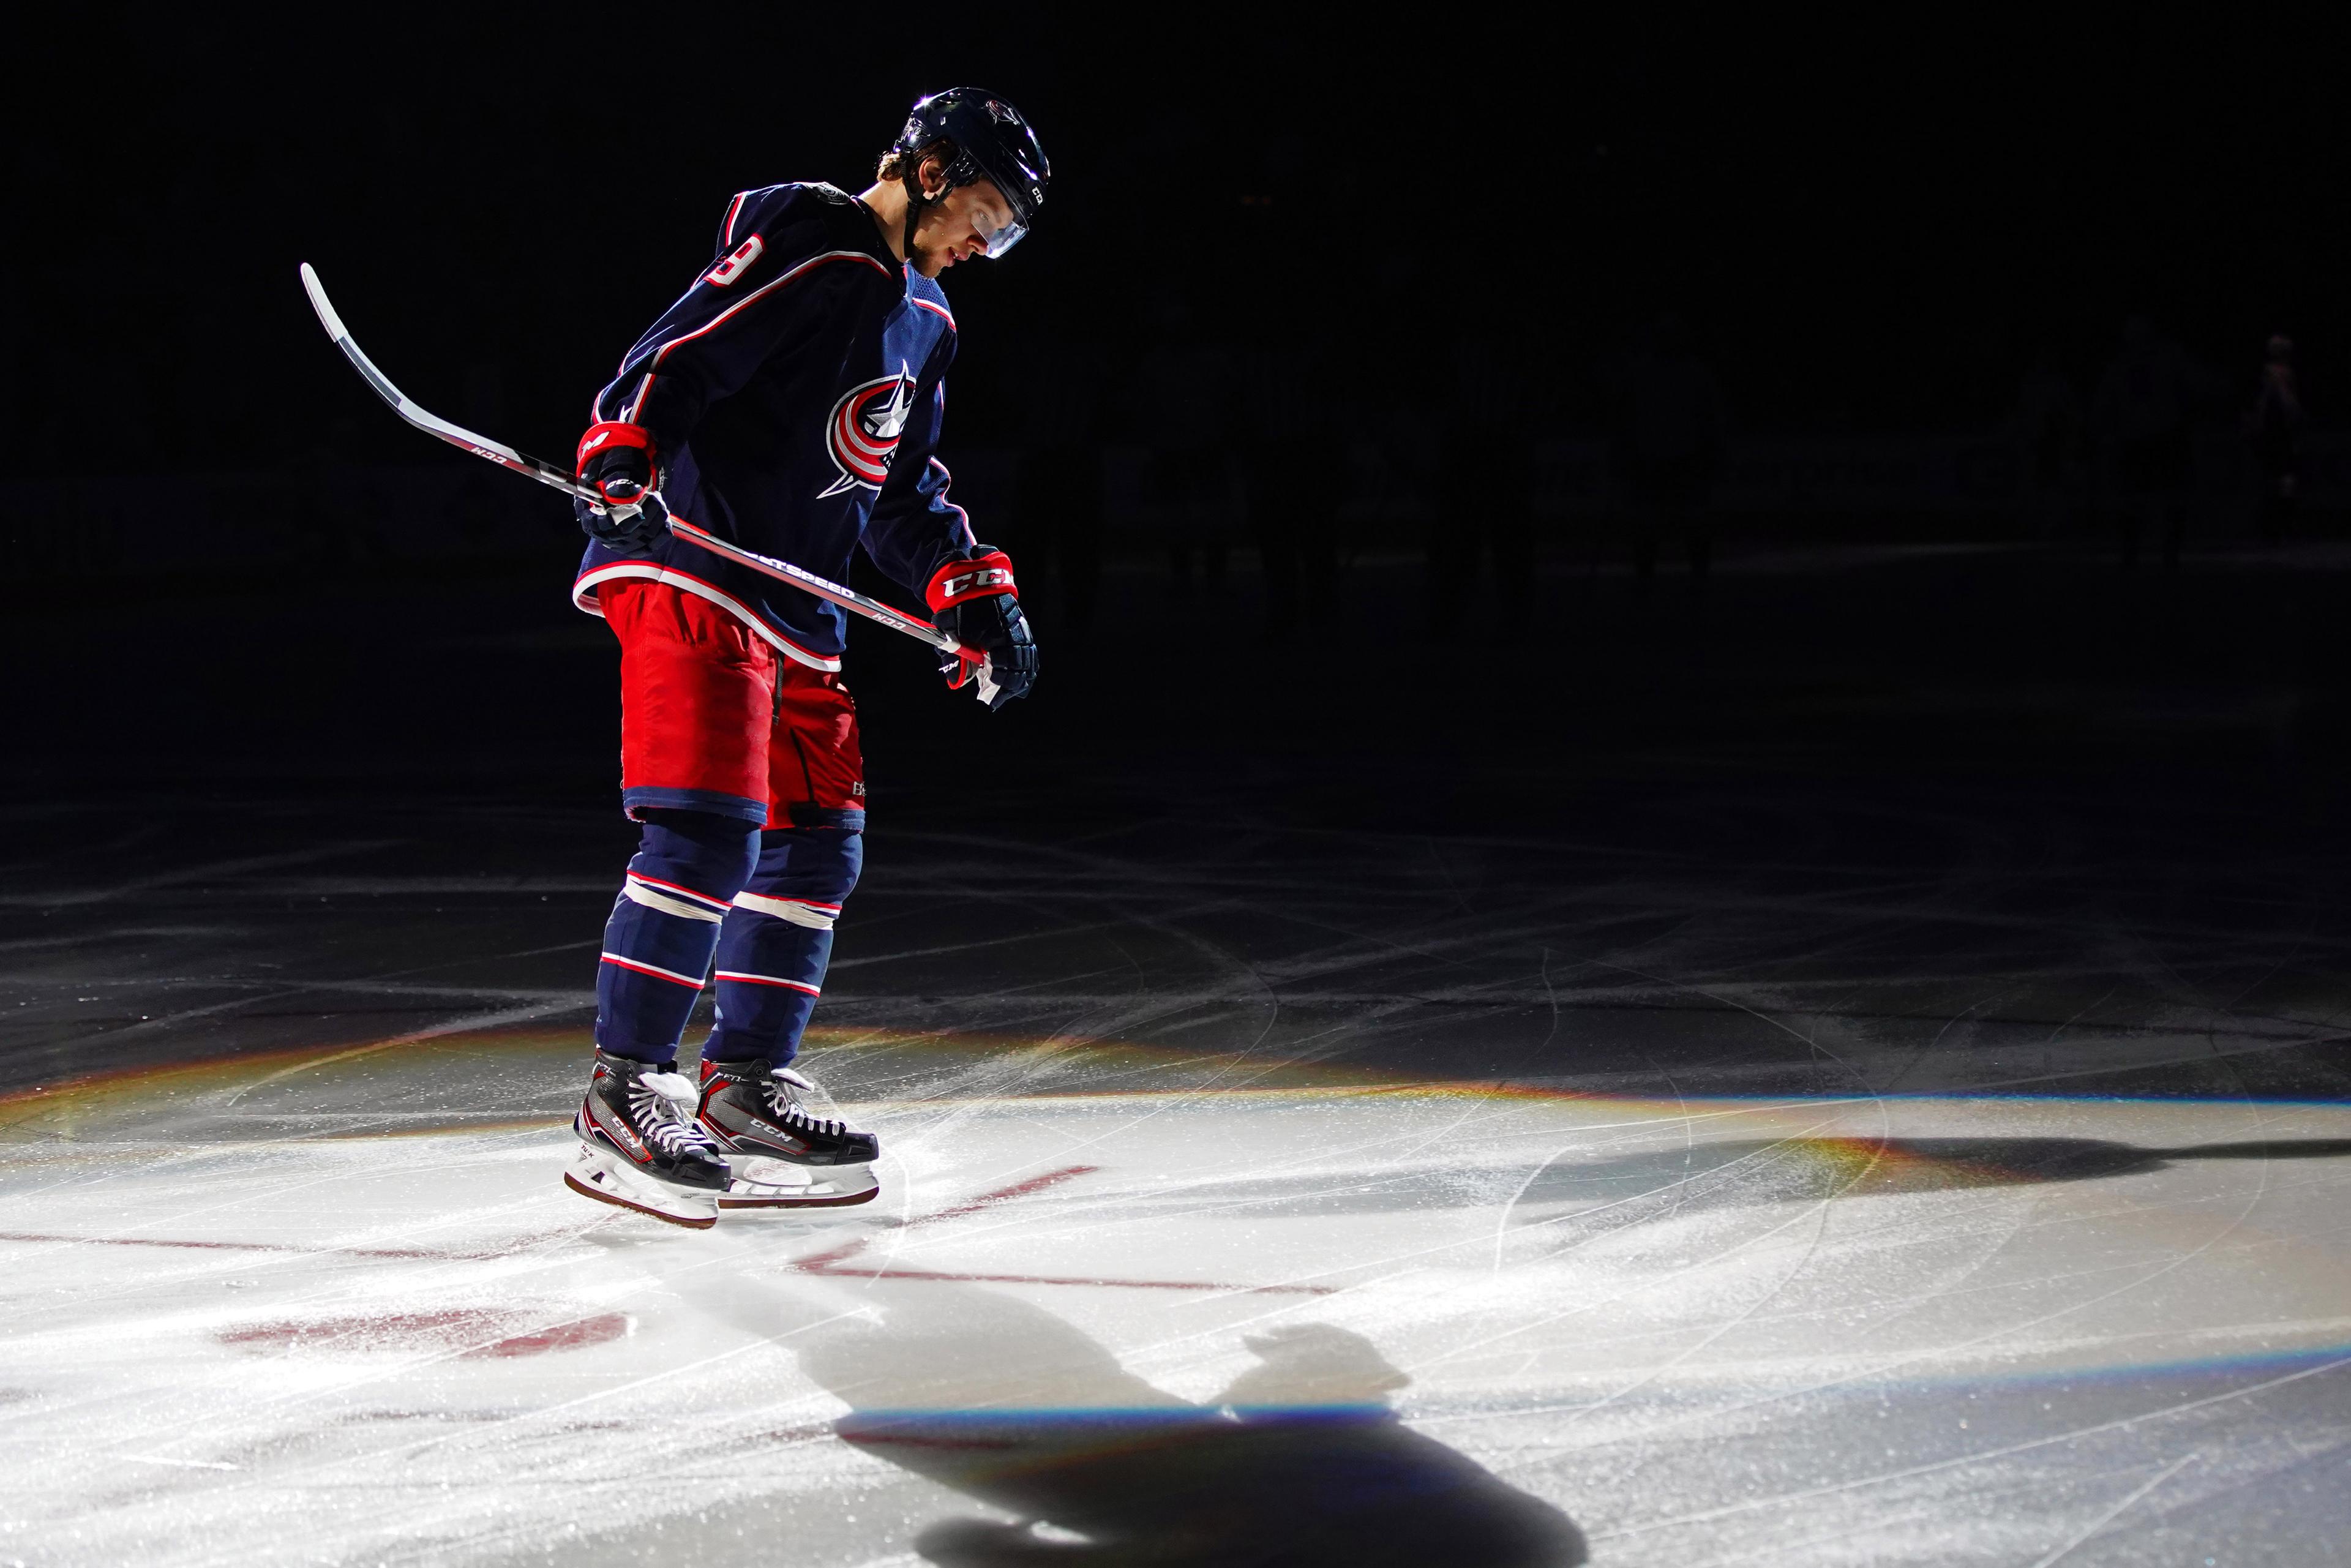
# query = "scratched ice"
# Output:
<box><xmin>6</xmin><ymin>788</ymin><xmax>2351</xmax><ymax>1566</ymax></box>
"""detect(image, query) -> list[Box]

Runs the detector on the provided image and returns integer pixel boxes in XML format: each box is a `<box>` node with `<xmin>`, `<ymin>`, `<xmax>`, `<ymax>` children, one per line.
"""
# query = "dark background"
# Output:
<box><xmin>11</xmin><ymin>17</ymin><xmax>2351</xmax><ymax>1117</ymax></box>
<box><xmin>15</xmin><ymin>15</ymin><xmax>2349</xmax><ymax>474</ymax></box>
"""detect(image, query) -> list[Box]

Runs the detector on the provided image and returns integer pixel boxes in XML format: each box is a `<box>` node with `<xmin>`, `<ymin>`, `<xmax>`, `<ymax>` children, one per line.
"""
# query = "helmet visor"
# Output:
<box><xmin>961</xmin><ymin>159</ymin><xmax>1038</xmax><ymax>259</ymax></box>
<box><xmin>977</xmin><ymin>215</ymin><xmax>1028</xmax><ymax>258</ymax></box>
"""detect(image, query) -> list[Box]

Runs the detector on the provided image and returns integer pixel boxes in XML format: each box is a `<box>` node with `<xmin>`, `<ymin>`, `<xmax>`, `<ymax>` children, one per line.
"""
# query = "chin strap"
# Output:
<box><xmin>899</xmin><ymin>159</ymin><xmax>962</xmax><ymax>270</ymax></box>
<box><xmin>901</xmin><ymin>165</ymin><xmax>936</xmax><ymax>269</ymax></box>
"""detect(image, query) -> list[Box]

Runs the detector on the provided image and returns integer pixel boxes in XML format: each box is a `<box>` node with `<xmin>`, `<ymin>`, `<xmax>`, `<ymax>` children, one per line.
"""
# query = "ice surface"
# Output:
<box><xmin>4</xmin><ymin>1026</ymin><xmax>2348</xmax><ymax>1566</ymax></box>
<box><xmin>19</xmin><ymin>498</ymin><xmax>2351</xmax><ymax>1563</ymax></box>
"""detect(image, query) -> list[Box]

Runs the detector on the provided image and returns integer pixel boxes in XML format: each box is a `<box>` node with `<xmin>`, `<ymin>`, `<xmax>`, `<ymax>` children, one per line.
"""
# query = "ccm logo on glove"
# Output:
<box><xmin>923</xmin><ymin>549</ymin><xmax>1035</xmax><ymax>710</ymax></box>
<box><xmin>924</xmin><ymin>551</ymin><xmax>1018</xmax><ymax>610</ymax></box>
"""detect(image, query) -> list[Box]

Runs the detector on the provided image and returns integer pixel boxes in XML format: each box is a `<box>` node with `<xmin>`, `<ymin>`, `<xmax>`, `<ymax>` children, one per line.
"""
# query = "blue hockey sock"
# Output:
<box><xmin>595</xmin><ymin>811</ymin><xmax>760</xmax><ymax>1063</ymax></box>
<box><xmin>705</xmin><ymin>826</ymin><xmax>861</xmax><ymax>1067</ymax></box>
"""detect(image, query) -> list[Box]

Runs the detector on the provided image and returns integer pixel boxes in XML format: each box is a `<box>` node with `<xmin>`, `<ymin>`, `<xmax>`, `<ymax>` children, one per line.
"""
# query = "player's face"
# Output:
<box><xmin>912</xmin><ymin>179</ymin><xmax>1021</xmax><ymax>277</ymax></box>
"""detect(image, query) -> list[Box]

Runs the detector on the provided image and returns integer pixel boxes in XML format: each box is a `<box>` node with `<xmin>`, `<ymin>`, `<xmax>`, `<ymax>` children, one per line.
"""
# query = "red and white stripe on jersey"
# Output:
<box><xmin>623</xmin><ymin>871</ymin><xmax>732</xmax><ymax>924</ymax></box>
<box><xmin>607</xmin><ymin>250</ymin><xmax>895</xmax><ymax>426</ymax></box>
<box><xmin>721</xmin><ymin>190</ymin><xmax>749</xmax><ymax>246</ymax></box>
<box><xmin>925</xmin><ymin>458</ymin><xmax>978</xmax><ymax>548</ymax></box>
<box><xmin>911</xmin><ymin>296</ymin><xmax>956</xmax><ymax>331</ymax></box>
<box><xmin>601</xmin><ymin>951</ymin><xmax>708</xmax><ymax>989</ymax></box>
<box><xmin>574</xmin><ymin>558</ymin><xmax>843</xmax><ymax>672</ymax></box>
<box><xmin>636</xmin><ymin>249</ymin><xmax>891</xmax><ymax>368</ymax></box>
<box><xmin>733</xmin><ymin>891</ymin><xmax>841</xmax><ymax>929</ymax></box>
<box><xmin>714</xmin><ymin>970</ymin><xmax>821</xmax><ymax>996</ymax></box>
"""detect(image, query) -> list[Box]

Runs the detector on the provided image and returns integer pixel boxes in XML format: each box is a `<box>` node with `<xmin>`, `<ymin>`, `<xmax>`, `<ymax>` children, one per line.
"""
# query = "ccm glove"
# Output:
<box><xmin>926</xmin><ymin>548</ymin><xmax>1037</xmax><ymax>710</ymax></box>
<box><xmin>573</xmin><ymin>421</ymin><xmax>669</xmax><ymax>553</ymax></box>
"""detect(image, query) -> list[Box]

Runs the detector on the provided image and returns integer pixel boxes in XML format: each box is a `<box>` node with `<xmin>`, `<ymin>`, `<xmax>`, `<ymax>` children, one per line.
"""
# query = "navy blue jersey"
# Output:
<box><xmin>572</xmin><ymin>182</ymin><xmax>975</xmax><ymax>669</ymax></box>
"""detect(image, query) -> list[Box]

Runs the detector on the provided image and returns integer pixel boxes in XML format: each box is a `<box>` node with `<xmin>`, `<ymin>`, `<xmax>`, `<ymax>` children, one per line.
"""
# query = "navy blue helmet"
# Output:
<box><xmin>892</xmin><ymin>88</ymin><xmax>1050</xmax><ymax>257</ymax></box>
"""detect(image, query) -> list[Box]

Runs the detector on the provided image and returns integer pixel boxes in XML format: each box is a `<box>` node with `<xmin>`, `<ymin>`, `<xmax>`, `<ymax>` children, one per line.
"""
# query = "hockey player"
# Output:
<box><xmin>562</xmin><ymin>89</ymin><xmax>1048</xmax><ymax>1228</ymax></box>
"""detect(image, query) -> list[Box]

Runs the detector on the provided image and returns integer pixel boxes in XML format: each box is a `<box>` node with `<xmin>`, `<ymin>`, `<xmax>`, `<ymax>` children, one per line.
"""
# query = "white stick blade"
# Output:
<box><xmin>298</xmin><ymin>263</ymin><xmax>351</xmax><ymax>343</ymax></box>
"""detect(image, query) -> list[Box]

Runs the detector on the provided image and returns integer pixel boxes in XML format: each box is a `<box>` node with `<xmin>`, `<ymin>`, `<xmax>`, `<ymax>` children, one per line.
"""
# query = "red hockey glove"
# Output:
<box><xmin>574</xmin><ymin>421</ymin><xmax>667</xmax><ymax>553</ymax></box>
<box><xmin>925</xmin><ymin>549</ymin><xmax>1036</xmax><ymax>709</ymax></box>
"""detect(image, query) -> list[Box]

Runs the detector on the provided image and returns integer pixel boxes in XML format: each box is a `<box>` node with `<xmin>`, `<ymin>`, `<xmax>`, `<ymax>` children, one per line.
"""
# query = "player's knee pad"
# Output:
<box><xmin>705</xmin><ymin>827</ymin><xmax>858</xmax><ymax>1067</ymax></box>
<box><xmin>623</xmin><ymin>808</ymin><xmax>761</xmax><ymax>915</ymax></box>
<box><xmin>595</xmin><ymin>811</ymin><xmax>759</xmax><ymax>1061</ymax></box>
<box><xmin>733</xmin><ymin>826</ymin><xmax>861</xmax><ymax>929</ymax></box>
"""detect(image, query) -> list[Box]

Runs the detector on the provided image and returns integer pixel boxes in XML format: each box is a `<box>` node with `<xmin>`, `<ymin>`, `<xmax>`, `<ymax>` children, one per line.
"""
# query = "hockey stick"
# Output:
<box><xmin>296</xmin><ymin>263</ymin><xmax>993</xmax><ymax>691</ymax></box>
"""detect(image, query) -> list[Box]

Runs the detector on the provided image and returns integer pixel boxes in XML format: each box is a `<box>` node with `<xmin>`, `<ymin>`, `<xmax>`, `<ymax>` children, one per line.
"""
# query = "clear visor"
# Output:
<box><xmin>977</xmin><ymin>215</ymin><xmax>1028</xmax><ymax>258</ymax></box>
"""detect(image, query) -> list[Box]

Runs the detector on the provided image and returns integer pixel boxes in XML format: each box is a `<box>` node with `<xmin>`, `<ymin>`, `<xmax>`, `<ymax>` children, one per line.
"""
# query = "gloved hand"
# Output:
<box><xmin>574</xmin><ymin>420</ymin><xmax>669</xmax><ymax>553</ymax></box>
<box><xmin>926</xmin><ymin>548</ymin><xmax>1037</xmax><ymax>710</ymax></box>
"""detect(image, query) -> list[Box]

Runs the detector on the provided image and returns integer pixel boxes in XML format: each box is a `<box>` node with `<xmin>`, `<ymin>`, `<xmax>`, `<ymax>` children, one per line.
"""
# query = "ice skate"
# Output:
<box><xmin>565</xmin><ymin>1050</ymin><xmax>731</xmax><ymax>1229</ymax></box>
<box><xmin>696</xmin><ymin>1059</ymin><xmax>881</xmax><ymax>1209</ymax></box>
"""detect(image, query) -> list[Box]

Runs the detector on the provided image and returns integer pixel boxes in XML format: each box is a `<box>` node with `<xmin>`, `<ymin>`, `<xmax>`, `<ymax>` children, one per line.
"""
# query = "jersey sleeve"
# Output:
<box><xmin>593</xmin><ymin>187</ymin><xmax>894</xmax><ymax>459</ymax></box>
<box><xmin>860</xmin><ymin>350</ymin><xmax>981</xmax><ymax>595</ymax></box>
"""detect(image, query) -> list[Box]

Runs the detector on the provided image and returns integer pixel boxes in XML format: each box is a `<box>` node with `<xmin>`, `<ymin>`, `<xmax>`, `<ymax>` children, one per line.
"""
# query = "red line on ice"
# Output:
<box><xmin>894</xmin><ymin>1163</ymin><xmax>1100</xmax><ymax>1230</ymax></box>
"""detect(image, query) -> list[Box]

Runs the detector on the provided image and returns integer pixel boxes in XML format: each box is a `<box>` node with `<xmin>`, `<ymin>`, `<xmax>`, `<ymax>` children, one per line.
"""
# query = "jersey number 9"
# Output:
<box><xmin>707</xmin><ymin>236</ymin><xmax>765</xmax><ymax>288</ymax></box>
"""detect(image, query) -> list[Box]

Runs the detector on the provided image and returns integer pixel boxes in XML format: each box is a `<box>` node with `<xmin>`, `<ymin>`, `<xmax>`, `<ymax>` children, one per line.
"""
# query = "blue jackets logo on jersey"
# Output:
<box><xmin>819</xmin><ymin>365</ymin><xmax>917</xmax><ymax>498</ymax></box>
<box><xmin>576</xmin><ymin>184</ymin><xmax>969</xmax><ymax>665</ymax></box>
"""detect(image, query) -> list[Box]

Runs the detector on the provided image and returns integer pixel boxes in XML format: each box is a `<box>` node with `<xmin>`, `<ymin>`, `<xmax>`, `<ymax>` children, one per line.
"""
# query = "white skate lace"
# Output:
<box><xmin>760</xmin><ymin>1076</ymin><xmax>846</xmax><ymax>1139</ymax></box>
<box><xmin>631</xmin><ymin>1073</ymin><xmax>721</xmax><ymax>1156</ymax></box>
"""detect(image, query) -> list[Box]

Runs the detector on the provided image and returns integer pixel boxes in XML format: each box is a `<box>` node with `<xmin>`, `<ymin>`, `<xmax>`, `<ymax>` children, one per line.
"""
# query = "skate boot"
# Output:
<box><xmin>695</xmin><ymin>1058</ymin><xmax>880</xmax><ymax>1209</ymax></box>
<box><xmin>565</xmin><ymin>1050</ymin><xmax>731</xmax><ymax>1229</ymax></box>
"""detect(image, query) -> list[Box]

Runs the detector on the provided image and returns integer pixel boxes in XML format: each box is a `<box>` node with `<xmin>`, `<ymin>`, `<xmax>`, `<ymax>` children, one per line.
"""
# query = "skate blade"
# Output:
<box><xmin>719</xmin><ymin>1161</ymin><xmax>880</xmax><ymax>1210</ymax></box>
<box><xmin>563</xmin><ymin>1146</ymin><xmax>719</xmax><ymax>1229</ymax></box>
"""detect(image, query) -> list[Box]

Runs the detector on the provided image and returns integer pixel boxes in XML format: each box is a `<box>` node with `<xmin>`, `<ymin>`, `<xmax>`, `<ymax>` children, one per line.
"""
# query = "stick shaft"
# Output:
<box><xmin>662</xmin><ymin>518</ymin><xmax>962</xmax><ymax>655</ymax></box>
<box><xmin>296</xmin><ymin>262</ymin><xmax>975</xmax><ymax>662</ymax></box>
